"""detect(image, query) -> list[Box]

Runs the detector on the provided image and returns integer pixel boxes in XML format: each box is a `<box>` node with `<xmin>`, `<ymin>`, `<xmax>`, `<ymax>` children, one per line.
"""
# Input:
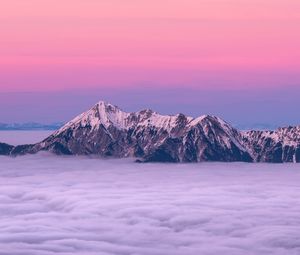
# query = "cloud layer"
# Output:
<box><xmin>0</xmin><ymin>154</ymin><xmax>300</xmax><ymax>255</ymax></box>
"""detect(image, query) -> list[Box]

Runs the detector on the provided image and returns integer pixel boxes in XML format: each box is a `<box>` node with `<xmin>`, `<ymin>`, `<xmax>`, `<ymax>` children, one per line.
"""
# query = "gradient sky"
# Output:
<box><xmin>0</xmin><ymin>0</ymin><xmax>299</xmax><ymax>127</ymax></box>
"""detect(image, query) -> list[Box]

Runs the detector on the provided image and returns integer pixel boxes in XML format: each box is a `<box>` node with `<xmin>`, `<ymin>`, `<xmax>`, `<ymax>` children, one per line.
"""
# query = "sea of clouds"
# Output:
<box><xmin>0</xmin><ymin>153</ymin><xmax>300</xmax><ymax>255</ymax></box>
<box><xmin>0</xmin><ymin>131</ymin><xmax>53</xmax><ymax>146</ymax></box>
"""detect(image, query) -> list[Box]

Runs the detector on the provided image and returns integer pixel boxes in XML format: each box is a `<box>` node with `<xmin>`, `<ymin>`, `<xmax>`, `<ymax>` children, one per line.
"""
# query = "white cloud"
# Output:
<box><xmin>0</xmin><ymin>131</ymin><xmax>52</xmax><ymax>146</ymax></box>
<box><xmin>0</xmin><ymin>154</ymin><xmax>299</xmax><ymax>255</ymax></box>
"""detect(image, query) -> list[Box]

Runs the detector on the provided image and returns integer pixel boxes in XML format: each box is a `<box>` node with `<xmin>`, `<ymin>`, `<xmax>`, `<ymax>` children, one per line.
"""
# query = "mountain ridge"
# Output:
<box><xmin>1</xmin><ymin>101</ymin><xmax>299</xmax><ymax>163</ymax></box>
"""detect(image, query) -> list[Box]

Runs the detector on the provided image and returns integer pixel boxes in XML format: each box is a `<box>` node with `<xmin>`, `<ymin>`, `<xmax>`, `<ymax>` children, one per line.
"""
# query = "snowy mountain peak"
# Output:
<box><xmin>188</xmin><ymin>114</ymin><xmax>229</xmax><ymax>128</ymax></box>
<box><xmin>137</xmin><ymin>109</ymin><xmax>155</xmax><ymax>118</ymax></box>
<box><xmin>95</xmin><ymin>101</ymin><xmax>122</xmax><ymax>113</ymax></box>
<box><xmin>2</xmin><ymin>101</ymin><xmax>299</xmax><ymax>163</ymax></box>
<box><xmin>55</xmin><ymin>101</ymin><xmax>130</xmax><ymax>134</ymax></box>
<box><xmin>57</xmin><ymin>102</ymin><xmax>234</xmax><ymax>136</ymax></box>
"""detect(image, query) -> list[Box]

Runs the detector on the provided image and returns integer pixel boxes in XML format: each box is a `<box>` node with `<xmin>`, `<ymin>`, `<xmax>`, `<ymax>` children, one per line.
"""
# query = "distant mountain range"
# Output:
<box><xmin>235</xmin><ymin>123</ymin><xmax>281</xmax><ymax>131</ymax></box>
<box><xmin>0</xmin><ymin>101</ymin><xmax>299</xmax><ymax>163</ymax></box>
<box><xmin>0</xmin><ymin>122</ymin><xmax>63</xmax><ymax>131</ymax></box>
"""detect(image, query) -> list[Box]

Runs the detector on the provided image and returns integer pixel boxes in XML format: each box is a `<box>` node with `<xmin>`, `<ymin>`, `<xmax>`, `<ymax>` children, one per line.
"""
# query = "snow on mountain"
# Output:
<box><xmin>1</xmin><ymin>101</ymin><xmax>299</xmax><ymax>163</ymax></box>
<box><xmin>57</xmin><ymin>101</ymin><xmax>195</xmax><ymax>133</ymax></box>
<box><xmin>23</xmin><ymin>101</ymin><xmax>252</xmax><ymax>162</ymax></box>
<box><xmin>242</xmin><ymin>126</ymin><xmax>300</xmax><ymax>163</ymax></box>
<box><xmin>56</xmin><ymin>102</ymin><xmax>130</xmax><ymax>133</ymax></box>
<box><xmin>56</xmin><ymin>101</ymin><xmax>231</xmax><ymax>134</ymax></box>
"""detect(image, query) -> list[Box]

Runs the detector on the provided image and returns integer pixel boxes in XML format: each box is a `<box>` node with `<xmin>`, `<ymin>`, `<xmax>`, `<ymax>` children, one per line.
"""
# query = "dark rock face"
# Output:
<box><xmin>242</xmin><ymin>126</ymin><xmax>300</xmax><ymax>163</ymax></box>
<box><xmin>1</xmin><ymin>101</ymin><xmax>299</xmax><ymax>163</ymax></box>
<box><xmin>0</xmin><ymin>143</ymin><xmax>34</xmax><ymax>156</ymax></box>
<box><xmin>11</xmin><ymin>144</ymin><xmax>34</xmax><ymax>155</ymax></box>
<box><xmin>0</xmin><ymin>143</ymin><xmax>14</xmax><ymax>155</ymax></box>
<box><xmin>143</xmin><ymin>138</ymin><xmax>182</xmax><ymax>163</ymax></box>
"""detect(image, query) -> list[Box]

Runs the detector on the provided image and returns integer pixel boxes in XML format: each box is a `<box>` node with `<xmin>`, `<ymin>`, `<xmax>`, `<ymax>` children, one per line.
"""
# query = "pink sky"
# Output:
<box><xmin>0</xmin><ymin>0</ymin><xmax>300</xmax><ymax>92</ymax></box>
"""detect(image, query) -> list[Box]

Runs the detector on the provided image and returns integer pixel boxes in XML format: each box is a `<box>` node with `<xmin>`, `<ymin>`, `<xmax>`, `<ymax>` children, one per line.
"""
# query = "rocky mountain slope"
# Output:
<box><xmin>0</xmin><ymin>142</ymin><xmax>14</xmax><ymax>155</ymax></box>
<box><xmin>0</xmin><ymin>101</ymin><xmax>299</xmax><ymax>163</ymax></box>
<box><xmin>242</xmin><ymin>127</ymin><xmax>300</xmax><ymax>163</ymax></box>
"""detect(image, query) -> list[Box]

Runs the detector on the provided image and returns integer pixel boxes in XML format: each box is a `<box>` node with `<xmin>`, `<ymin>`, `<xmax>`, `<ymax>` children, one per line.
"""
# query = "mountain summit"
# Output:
<box><xmin>1</xmin><ymin>101</ymin><xmax>299</xmax><ymax>163</ymax></box>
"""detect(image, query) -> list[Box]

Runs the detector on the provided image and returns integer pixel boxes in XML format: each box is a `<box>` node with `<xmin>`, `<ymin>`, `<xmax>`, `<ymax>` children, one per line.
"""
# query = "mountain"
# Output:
<box><xmin>0</xmin><ymin>142</ymin><xmax>14</xmax><ymax>155</ymax></box>
<box><xmin>0</xmin><ymin>101</ymin><xmax>299</xmax><ymax>163</ymax></box>
<box><xmin>242</xmin><ymin>127</ymin><xmax>300</xmax><ymax>163</ymax></box>
<box><xmin>235</xmin><ymin>123</ymin><xmax>280</xmax><ymax>131</ymax></box>
<box><xmin>0</xmin><ymin>122</ymin><xmax>63</xmax><ymax>130</ymax></box>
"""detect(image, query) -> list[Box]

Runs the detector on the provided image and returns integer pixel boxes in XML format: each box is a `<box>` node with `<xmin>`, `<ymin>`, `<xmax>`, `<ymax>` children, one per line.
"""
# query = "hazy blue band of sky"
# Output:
<box><xmin>0</xmin><ymin>86</ymin><xmax>299</xmax><ymax>129</ymax></box>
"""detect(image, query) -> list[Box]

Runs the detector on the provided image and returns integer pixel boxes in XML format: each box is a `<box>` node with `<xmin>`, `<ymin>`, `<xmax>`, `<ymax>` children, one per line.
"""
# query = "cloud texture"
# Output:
<box><xmin>0</xmin><ymin>154</ymin><xmax>300</xmax><ymax>255</ymax></box>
